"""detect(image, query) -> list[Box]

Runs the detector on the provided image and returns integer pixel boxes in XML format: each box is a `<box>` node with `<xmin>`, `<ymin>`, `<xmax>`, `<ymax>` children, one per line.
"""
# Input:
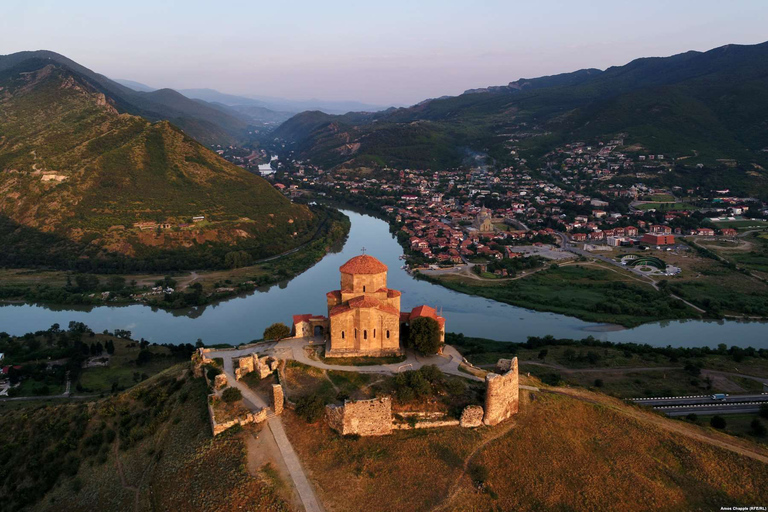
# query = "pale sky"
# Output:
<box><xmin>1</xmin><ymin>0</ymin><xmax>766</xmax><ymax>106</ymax></box>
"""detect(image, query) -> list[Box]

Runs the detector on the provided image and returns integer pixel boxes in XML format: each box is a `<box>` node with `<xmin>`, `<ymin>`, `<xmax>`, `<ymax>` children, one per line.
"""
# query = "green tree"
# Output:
<box><xmin>224</xmin><ymin>250</ymin><xmax>253</xmax><ymax>269</ymax></box>
<box><xmin>751</xmin><ymin>418</ymin><xmax>767</xmax><ymax>437</ymax></box>
<box><xmin>408</xmin><ymin>317</ymin><xmax>442</xmax><ymax>355</ymax></box>
<box><xmin>263</xmin><ymin>323</ymin><xmax>291</xmax><ymax>341</ymax></box>
<box><xmin>221</xmin><ymin>387</ymin><xmax>242</xmax><ymax>403</ymax></box>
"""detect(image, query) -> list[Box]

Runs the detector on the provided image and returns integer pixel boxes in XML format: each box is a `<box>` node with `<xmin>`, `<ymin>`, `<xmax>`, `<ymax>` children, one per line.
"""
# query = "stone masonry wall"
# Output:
<box><xmin>483</xmin><ymin>357</ymin><xmax>519</xmax><ymax>426</ymax></box>
<box><xmin>325</xmin><ymin>397</ymin><xmax>392</xmax><ymax>436</ymax></box>
<box><xmin>272</xmin><ymin>384</ymin><xmax>284</xmax><ymax>415</ymax></box>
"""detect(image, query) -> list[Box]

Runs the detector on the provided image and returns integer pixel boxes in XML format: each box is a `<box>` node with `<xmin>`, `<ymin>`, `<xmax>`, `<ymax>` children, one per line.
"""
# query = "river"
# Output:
<box><xmin>1</xmin><ymin>210</ymin><xmax>766</xmax><ymax>348</ymax></box>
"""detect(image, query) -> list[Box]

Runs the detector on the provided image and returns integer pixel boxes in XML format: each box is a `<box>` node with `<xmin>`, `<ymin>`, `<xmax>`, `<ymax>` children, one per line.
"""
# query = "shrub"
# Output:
<box><xmin>263</xmin><ymin>323</ymin><xmax>291</xmax><ymax>341</ymax></box>
<box><xmin>593</xmin><ymin>379</ymin><xmax>604</xmax><ymax>388</ymax></box>
<box><xmin>760</xmin><ymin>403</ymin><xmax>768</xmax><ymax>419</ymax></box>
<box><xmin>295</xmin><ymin>394</ymin><xmax>325</xmax><ymax>423</ymax></box>
<box><xmin>221</xmin><ymin>387</ymin><xmax>242</xmax><ymax>403</ymax></box>
<box><xmin>710</xmin><ymin>415</ymin><xmax>726</xmax><ymax>429</ymax></box>
<box><xmin>469</xmin><ymin>463</ymin><xmax>489</xmax><ymax>486</ymax></box>
<box><xmin>685</xmin><ymin>413</ymin><xmax>698</xmax><ymax>422</ymax></box>
<box><xmin>751</xmin><ymin>418</ymin><xmax>767</xmax><ymax>437</ymax></box>
<box><xmin>206</xmin><ymin>366</ymin><xmax>222</xmax><ymax>382</ymax></box>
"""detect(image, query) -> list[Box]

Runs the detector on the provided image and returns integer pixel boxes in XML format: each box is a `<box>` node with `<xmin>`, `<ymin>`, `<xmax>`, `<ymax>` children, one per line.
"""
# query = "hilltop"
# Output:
<box><xmin>272</xmin><ymin>41</ymin><xmax>768</xmax><ymax>176</ymax></box>
<box><xmin>0</xmin><ymin>51</ymin><xmax>248</xmax><ymax>145</ymax></box>
<box><xmin>0</xmin><ymin>58</ymin><xmax>319</xmax><ymax>272</ymax></box>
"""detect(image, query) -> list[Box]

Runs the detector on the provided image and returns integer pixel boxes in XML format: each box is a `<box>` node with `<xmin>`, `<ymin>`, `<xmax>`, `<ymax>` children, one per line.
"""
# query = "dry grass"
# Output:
<box><xmin>283</xmin><ymin>382</ymin><xmax>768</xmax><ymax>512</ymax></box>
<box><xmin>444</xmin><ymin>391</ymin><xmax>768</xmax><ymax>511</ymax></box>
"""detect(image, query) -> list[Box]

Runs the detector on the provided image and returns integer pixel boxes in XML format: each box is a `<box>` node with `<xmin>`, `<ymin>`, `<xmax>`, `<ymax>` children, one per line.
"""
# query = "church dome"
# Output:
<box><xmin>339</xmin><ymin>254</ymin><xmax>388</xmax><ymax>274</ymax></box>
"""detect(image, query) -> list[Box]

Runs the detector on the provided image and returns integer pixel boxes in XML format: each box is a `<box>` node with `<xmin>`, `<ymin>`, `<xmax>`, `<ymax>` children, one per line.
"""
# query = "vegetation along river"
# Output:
<box><xmin>1</xmin><ymin>210</ymin><xmax>766</xmax><ymax>348</ymax></box>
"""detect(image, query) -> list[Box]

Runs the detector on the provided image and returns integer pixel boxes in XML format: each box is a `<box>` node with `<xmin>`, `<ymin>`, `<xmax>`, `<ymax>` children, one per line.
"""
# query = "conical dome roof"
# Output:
<box><xmin>339</xmin><ymin>254</ymin><xmax>388</xmax><ymax>274</ymax></box>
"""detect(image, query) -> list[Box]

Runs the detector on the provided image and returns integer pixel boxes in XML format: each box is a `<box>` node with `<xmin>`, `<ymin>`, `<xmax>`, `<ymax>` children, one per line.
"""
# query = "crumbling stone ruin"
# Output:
<box><xmin>192</xmin><ymin>348</ymin><xmax>214</xmax><ymax>378</ymax></box>
<box><xmin>483</xmin><ymin>357</ymin><xmax>519</xmax><ymax>426</ymax></box>
<box><xmin>460</xmin><ymin>405</ymin><xmax>485</xmax><ymax>428</ymax></box>
<box><xmin>208</xmin><ymin>397</ymin><xmax>268</xmax><ymax>436</ymax></box>
<box><xmin>272</xmin><ymin>384</ymin><xmax>284</xmax><ymax>415</ymax></box>
<box><xmin>495</xmin><ymin>358</ymin><xmax>515</xmax><ymax>373</ymax></box>
<box><xmin>234</xmin><ymin>354</ymin><xmax>278</xmax><ymax>380</ymax></box>
<box><xmin>214</xmin><ymin>373</ymin><xmax>228</xmax><ymax>389</ymax></box>
<box><xmin>326</xmin><ymin>397</ymin><xmax>393</xmax><ymax>436</ymax></box>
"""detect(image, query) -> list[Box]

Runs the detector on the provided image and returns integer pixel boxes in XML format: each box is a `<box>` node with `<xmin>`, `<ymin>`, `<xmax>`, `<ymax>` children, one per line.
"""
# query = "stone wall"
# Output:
<box><xmin>214</xmin><ymin>373</ymin><xmax>227</xmax><ymax>389</ymax></box>
<box><xmin>483</xmin><ymin>357</ymin><xmax>519</xmax><ymax>426</ymax></box>
<box><xmin>272</xmin><ymin>384</ymin><xmax>284</xmax><ymax>415</ymax></box>
<box><xmin>460</xmin><ymin>405</ymin><xmax>484</xmax><ymax>428</ymax></box>
<box><xmin>327</xmin><ymin>307</ymin><xmax>402</xmax><ymax>358</ymax></box>
<box><xmin>207</xmin><ymin>396</ymin><xmax>268</xmax><ymax>436</ymax></box>
<box><xmin>234</xmin><ymin>354</ymin><xmax>278</xmax><ymax>380</ymax></box>
<box><xmin>325</xmin><ymin>397</ymin><xmax>393</xmax><ymax>436</ymax></box>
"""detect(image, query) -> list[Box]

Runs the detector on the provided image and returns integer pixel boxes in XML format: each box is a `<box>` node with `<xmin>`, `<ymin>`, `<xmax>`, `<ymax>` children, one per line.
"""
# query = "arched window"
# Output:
<box><xmin>364</xmin><ymin>330</ymin><xmax>368</xmax><ymax>340</ymax></box>
<box><xmin>373</xmin><ymin>329</ymin><xmax>376</xmax><ymax>338</ymax></box>
<box><xmin>341</xmin><ymin>331</ymin><xmax>345</xmax><ymax>339</ymax></box>
<box><xmin>386</xmin><ymin>330</ymin><xmax>390</xmax><ymax>339</ymax></box>
<box><xmin>363</xmin><ymin>285</ymin><xmax>366</xmax><ymax>292</ymax></box>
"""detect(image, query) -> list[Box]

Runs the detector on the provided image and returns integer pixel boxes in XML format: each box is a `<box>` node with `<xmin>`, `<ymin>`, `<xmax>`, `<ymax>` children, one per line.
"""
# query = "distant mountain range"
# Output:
<box><xmin>272</xmin><ymin>41</ymin><xmax>768</xmax><ymax>172</ymax></box>
<box><xmin>0</xmin><ymin>53</ymin><xmax>316</xmax><ymax>270</ymax></box>
<box><xmin>113</xmin><ymin>80</ymin><xmax>392</xmax><ymax>118</ymax></box>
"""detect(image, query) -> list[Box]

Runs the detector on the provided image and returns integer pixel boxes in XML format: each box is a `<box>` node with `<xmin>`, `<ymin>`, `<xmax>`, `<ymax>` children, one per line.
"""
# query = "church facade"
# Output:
<box><xmin>292</xmin><ymin>254</ymin><xmax>445</xmax><ymax>358</ymax></box>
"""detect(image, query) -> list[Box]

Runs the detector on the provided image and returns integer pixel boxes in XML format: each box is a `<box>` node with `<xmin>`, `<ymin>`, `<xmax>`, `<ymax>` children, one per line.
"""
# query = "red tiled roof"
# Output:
<box><xmin>409</xmin><ymin>305</ymin><xmax>446</xmax><ymax>327</ymax></box>
<box><xmin>329</xmin><ymin>304</ymin><xmax>351</xmax><ymax>317</ymax></box>
<box><xmin>326</xmin><ymin>290</ymin><xmax>341</xmax><ymax>300</ymax></box>
<box><xmin>293</xmin><ymin>314</ymin><xmax>312</xmax><ymax>324</ymax></box>
<box><xmin>339</xmin><ymin>255</ymin><xmax>388</xmax><ymax>275</ymax></box>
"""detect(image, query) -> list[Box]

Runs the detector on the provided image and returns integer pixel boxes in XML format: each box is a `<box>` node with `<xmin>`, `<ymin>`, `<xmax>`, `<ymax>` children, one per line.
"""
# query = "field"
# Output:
<box><xmin>430</xmin><ymin>263</ymin><xmax>697</xmax><ymax>327</ymax></box>
<box><xmin>283</xmin><ymin>384</ymin><xmax>768</xmax><ymax>512</ymax></box>
<box><xmin>635</xmin><ymin>201</ymin><xmax>698</xmax><ymax>211</ymax></box>
<box><xmin>77</xmin><ymin>337</ymin><xmax>180</xmax><ymax>394</ymax></box>
<box><xmin>711</xmin><ymin>219</ymin><xmax>768</xmax><ymax>230</ymax></box>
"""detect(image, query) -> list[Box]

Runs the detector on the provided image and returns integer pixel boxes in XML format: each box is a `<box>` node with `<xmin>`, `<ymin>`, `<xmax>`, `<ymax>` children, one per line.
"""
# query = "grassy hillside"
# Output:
<box><xmin>0</xmin><ymin>60</ymin><xmax>319</xmax><ymax>271</ymax></box>
<box><xmin>0</xmin><ymin>51</ymin><xmax>248</xmax><ymax>145</ymax></box>
<box><xmin>0</xmin><ymin>364</ymin><xmax>287</xmax><ymax>512</ymax></box>
<box><xmin>272</xmin><ymin>41</ymin><xmax>768</xmax><ymax>177</ymax></box>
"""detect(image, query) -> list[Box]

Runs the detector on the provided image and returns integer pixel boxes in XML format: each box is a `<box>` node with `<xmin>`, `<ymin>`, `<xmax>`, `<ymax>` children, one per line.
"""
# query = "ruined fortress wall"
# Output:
<box><xmin>325</xmin><ymin>397</ymin><xmax>393</xmax><ymax>436</ymax></box>
<box><xmin>272</xmin><ymin>384</ymin><xmax>284</xmax><ymax>415</ymax></box>
<box><xmin>483</xmin><ymin>357</ymin><xmax>519</xmax><ymax>426</ymax></box>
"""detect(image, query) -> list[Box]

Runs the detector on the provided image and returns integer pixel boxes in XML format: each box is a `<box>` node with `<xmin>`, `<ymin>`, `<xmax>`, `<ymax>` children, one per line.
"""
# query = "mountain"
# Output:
<box><xmin>272</xmin><ymin>42</ymin><xmax>768</xmax><ymax>171</ymax></box>
<box><xmin>0</xmin><ymin>51</ymin><xmax>248</xmax><ymax>145</ymax></box>
<box><xmin>178</xmin><ymin>87</ymin><xmax>393</xmax><ymax>115</ymax></box>
<box><xmin>0</xmin><ymin>57</ymin><xmax>317</xmax><ymax>271</ymax></box>
<box><xmin>114</xmin><ymin>78</ymin><xmax>156</xmax><ymax>92</ymax></box>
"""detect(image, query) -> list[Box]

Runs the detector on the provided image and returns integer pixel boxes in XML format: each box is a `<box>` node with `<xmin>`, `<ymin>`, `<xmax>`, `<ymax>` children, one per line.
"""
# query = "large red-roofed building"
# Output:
<box><xmin>292</xmin><ymin>254</ymin><xmax>445</xmax><ymax>358</ymax></box>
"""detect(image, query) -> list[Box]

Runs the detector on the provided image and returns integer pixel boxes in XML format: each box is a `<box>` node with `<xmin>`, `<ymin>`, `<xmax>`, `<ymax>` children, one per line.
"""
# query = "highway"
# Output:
<box><xmin>629</xmin><ymin>393</ymin><xmax>768</xmax><ymax>416</ymax></box>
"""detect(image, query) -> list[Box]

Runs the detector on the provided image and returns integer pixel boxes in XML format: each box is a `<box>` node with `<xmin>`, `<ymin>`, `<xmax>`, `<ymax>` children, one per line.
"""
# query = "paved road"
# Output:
<box><xmin>630</xmin><ymin>393</ymin><xmax>768</xmax><ymax>407</ymax></box>
<box><xmin>664</xmin><ymin>403</ymin><xmax>768</xmax><ymax>416</ymax></box>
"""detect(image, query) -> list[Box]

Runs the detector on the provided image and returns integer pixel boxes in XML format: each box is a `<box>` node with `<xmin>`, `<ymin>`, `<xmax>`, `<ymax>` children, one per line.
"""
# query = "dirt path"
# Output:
<box><xmin>113</xmin><ymin>432</ymin><xmax>140</xmax><ymax>512</ymax></box>
<box><xmin>433</xmin><ymin>420</ymin><xmax>519</xmax><ymax>512</ymax></box>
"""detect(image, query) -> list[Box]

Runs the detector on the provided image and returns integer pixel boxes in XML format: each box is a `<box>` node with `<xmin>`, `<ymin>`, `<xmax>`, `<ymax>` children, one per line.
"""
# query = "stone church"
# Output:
<box><xmin>293</xmin><ymin>254</ymin><xmax>445</xmax><ymax>358</ymax></box>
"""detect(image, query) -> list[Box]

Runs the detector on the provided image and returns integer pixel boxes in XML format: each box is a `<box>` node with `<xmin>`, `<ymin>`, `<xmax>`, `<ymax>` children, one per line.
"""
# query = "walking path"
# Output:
<box><xmin>209</xmin><ymin>345</ymin><xmax>324</xmax><ymax>512</ymax></box>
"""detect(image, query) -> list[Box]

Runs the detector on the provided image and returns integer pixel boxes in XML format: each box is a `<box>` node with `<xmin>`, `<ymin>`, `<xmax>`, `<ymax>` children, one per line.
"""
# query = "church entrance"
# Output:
<box><xmin>314</xmin><ymin>325</ymin><xmax>324</xmax><ymax>337</ymax></box>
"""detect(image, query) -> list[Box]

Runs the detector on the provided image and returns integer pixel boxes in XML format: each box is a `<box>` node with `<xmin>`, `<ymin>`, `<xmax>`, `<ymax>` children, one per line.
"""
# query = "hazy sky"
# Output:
<box><xmin>2</xmin><ymin>0</ymin><xmax>767</xmax><ymax>106</ymax></box>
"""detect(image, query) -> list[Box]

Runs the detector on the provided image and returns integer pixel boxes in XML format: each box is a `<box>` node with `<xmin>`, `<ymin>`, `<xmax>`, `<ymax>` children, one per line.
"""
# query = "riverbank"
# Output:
<box><xmin>0</xmin><ymin>208</ymin><xmax>350</xmax><ymax>312</ymax></box>
<box><xmin>415</xmin><ymin>262</ymin><xmax>702</xmax><ymax>328</ymax></box>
